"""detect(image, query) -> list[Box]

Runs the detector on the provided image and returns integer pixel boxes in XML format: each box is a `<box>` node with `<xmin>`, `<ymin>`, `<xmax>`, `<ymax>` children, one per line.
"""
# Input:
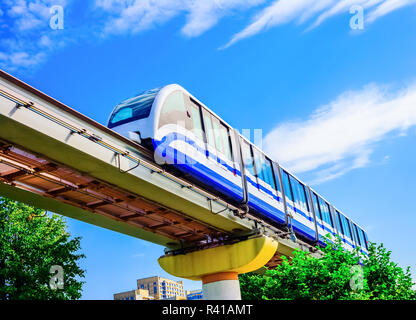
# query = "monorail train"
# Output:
<box><xmin>107</xmin><ymin>84</ymin><xmax>369</xmax><ymax>255</ymax></box>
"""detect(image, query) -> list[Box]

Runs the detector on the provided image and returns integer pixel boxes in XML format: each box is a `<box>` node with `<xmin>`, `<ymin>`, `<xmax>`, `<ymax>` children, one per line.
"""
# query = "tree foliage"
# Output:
<box><xmin>240</xmin><ymin>236</ymin><xmax>415</xmax><ymax>300</ymax></box>
<box><xmin>0</xmin><ymin>197</ymin><xmax>85</xmax><ymax>300</ymax></box>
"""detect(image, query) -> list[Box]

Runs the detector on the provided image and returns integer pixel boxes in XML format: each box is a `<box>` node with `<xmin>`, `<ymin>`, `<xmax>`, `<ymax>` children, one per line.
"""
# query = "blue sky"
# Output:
<box><xmin>1</xmin><ymin>0</ymin><xmax>416</xmax><ymax>299</ymax></box>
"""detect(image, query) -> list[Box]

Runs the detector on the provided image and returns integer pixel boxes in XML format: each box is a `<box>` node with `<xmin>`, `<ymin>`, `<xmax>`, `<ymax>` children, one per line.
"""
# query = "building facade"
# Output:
<box><xmin>136</xmin><ymin>276</ymin><xmax>186</xmax><ymax>300</ymax></box>
<box><xmin>186</xmin><ymin>289</ymin><xmax>203</xmax><ymax>300</ymax></box>
<box><xmin>113</xmin><ymin>289</ymin><xmax>155</xmax><ymax>300</ymax></box>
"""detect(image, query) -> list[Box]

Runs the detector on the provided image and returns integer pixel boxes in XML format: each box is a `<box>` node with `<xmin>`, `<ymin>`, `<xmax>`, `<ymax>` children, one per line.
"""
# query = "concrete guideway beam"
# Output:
<box><xmin>158</xmin><ymin>236</ymin><xmax>278</xmax><ymax>300</ymax></box>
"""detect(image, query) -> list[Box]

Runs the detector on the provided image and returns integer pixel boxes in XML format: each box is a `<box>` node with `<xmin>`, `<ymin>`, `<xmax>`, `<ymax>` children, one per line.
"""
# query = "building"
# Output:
<box><xmin>114</xmin><ymin>276</ymin><xmax>200</xmax><ymax>300</ymax></box>
<box><xmin>136</xmin><ymin>276</ymin><xmax>186</xmax><ymax>300</ymax></box>
<box><xmin>113</xmin><ymin>289</ymin><xmax>155</xmax><ymax>300</ymax></box>
<box><xmin>186</xmin><ymin>289</ymin><xmax>203</xmax><ymax>300</ymax></box>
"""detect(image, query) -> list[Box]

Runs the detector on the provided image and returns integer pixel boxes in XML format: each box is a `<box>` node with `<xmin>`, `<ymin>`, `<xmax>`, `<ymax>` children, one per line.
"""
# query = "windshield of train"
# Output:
<box><xmin>108</xmin><ymin>88</ymin><xmax>160</xmax><ymax>128</ymax></box>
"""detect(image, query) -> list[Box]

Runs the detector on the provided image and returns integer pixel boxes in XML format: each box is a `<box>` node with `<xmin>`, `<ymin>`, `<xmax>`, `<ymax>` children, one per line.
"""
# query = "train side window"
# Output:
<box><xmin>271</xmin><ymin>162</ymin><xmax>281</xmax><ymax>193</ymax></box>
<box><xmin>363</xmin><ymin>230</ymin><xmax>369</xmax><ymax>250</ymax></box>
<box><xmin>312</xmin><ymin>193</ymin><xmax>323</xmax><ymax>221</ymax></box>
<box><xmin>341</xmin><ymin>215</ymin><xmax>352</xmax><ymax>239</ymax></box>
<box><xmin>252</xmin><ymin>152</ymin><xmax>277</xmax><ymax>191</ymax></box>
<box><xmin>263</xmin><ymin>158</ymin><xmax>277</xmax><ymax>190</ymax></box>
<box><xmin>252</xmin><ymin>149</ymin><xmax>265</xmax><ymax>182</ymax></box>
<box><xmin>346</xmin><ymin>219</ymin><xmax>353</xmax><ymax>240</ymax></box>
<box><xmin>336</xmin><ymin>210</ymin><xmax>344</xmax><ymax>235</ymax></box>
<box><xmin>359</xmin><ymin>228</ymin><xmax>368</xmax><ymax>249</ymax></box>
<box><xmin>159</xmin><ymin>90</ymin><xmax>187</xmax><ymax>128</ymax></box>
<box><xmin>319</xmin><ymin>198</ymin><xmax>334</xmax><ymax>228</ymax></box>
<box><xmin>281</xmin><ymin>170</ymin><xmax>294</xmax><ymax>202</ymax></box>
<box><xmin>219</xmin><ymin>123</ymin><xmax>233</xmax><ymax>162</ymax></box>
<box><xmin>353</xmin><ymin>224</ymin><xmax>361</xmax><ymax>246</ymax></box>
<box><xmin>211</xmin><ymin>116</ymin><xmax>225</xmax><ymax>155</ymax></box>
<box><xmin>188</xmin><ymin>102</ymin><xmax>204</xmax><ymax>142</ymax></box>
<box><xmin>290</xmin><ymin>176</ymin><xmax>309</xmax><ymax>214</ymax></box>
<box><xmin>241</xmin><ymin>141</ymin><xmax>255</xmax><ymax>176</ymax></box>
<box><xmin>202</xmin><ymin>109</ymin><xmax>216</xmax><ymax>150</ymax></box>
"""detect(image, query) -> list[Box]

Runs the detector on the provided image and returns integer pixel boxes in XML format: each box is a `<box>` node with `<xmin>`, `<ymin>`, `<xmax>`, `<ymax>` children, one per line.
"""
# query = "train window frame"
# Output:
<box><xmin>312</xmin><ymin>193</ymin><xmax>323</xmax><ymax>222</ymax></box>
<box><xmin>218</xmin><ymin>122</ymin><xmax>233</xmax><ymax>162</ymax></box>
<box><xmin>336</xmin><ymin>210</ymin><xmax>344</xmax><ymax>236</ymax></box>
<box><xmin>264</xmin><ymin>157</ymin><xmax>278</xmax><ymax>191</ymax></box>
<box><xmin>188</xmin><ymin>99</ymin><xmax>204</xmax><ymax>142</ymax></box>
<box><xmin>289</xmin><ymin>175</ymin><xmax>309</xmax><ymax>215</ymax></box>
<box><xmin>359</xmin><ymin>228</ymin><xmax>368</xmax><ymax>250</ymax></box>
<box><xmin>211</xmin><ymin>115</ymin><xmax>225</xmax><ymax>156</ymax></box>
<box><xmin>252</xmin><ymin>148</ymin><xmax>265</xmax><ymax>182</ymax></box>
<box><xmin>201</xmin><ymin>108</ymin><xmax>216</xmax><ymax>152</ymax></box>
<box><xmin>252</xmin><ymin>151</ymin><xmax>278</xmax><ymax>192</ymax></box>
<box><xmin>340</xmin><ymin>214</ymin><xmax>352</xmax><ymax>240</ymax></box>
<box><xmin>353</xmin><ymin>224</ymin><xmax>362</xmax><ymax>246</ymax></box>
<box><xmin>281</xmin><ymin>170</ymin><xmax>294</xmax><ymax>203</ymax></box>
<box><xmin>319</xmin><ymin>198</ymin><xmax>334</xmax><ymax>228</ymax></box>
<box><xmin>241</xmin><ymin>140</ymin><xmax>255</xmax><ymax>177</ymax></box>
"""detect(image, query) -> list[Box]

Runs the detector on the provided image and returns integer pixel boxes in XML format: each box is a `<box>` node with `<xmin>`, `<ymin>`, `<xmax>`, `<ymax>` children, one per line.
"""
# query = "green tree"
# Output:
<box><xmin>240</xmin><ymin>236</ymin><xmax>415</xmax><ymax>300</ymax></box>
<box><xmin>0</xmin><ymin>197</ymin><xmax>85</xmax><ymax>300</ymax></box>
<box><xmin>365</xmin><ymin>243</ymin><xmax>416</xmax><ymax>300</ymax></box>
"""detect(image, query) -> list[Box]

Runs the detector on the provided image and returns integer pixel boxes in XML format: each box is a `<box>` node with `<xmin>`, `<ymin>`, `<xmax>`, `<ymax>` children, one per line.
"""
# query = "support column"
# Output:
<box><xmin>158</xmin><ymin>236</ymin><xmax>278</xmax><ymax>300</ymax></box>
<box><xmin>202</xmin><ymin>272</ymin><xmax>241</xmax><ymax>300</ymax></box>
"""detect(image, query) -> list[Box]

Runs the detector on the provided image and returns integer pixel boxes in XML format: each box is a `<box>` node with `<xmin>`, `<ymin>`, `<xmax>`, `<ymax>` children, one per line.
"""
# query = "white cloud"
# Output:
<box><xmin>263</xmin><ymin>83</ymin><xmax>416</xmax><ymax>185</ymax></box>
<box><xmin>224</xmin><ymin>0</ymin><xmax>416</xmax><ymax>48</ymax></box>
<box><xmin>95</xmin><ymin>0</ymin><xmax>265</xmax><ymax>37</ymax></box>
<box><xmin>367</xmin><ymin>0</ymin><xmax>415</xmax><ymax>23</ymax></box>
<box><xmin>0</xmin><ymin>0</ymin><xmax>69</xmax><ymax>71</ymax></box>
<box><xmin>182</xmin><ymin>0</ymin><xmax>265</xmax><ymax>37</ymax></box>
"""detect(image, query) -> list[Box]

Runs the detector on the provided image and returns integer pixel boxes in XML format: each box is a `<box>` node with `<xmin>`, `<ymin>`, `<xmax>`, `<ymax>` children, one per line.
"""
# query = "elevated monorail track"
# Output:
<box><xmin>0</xmin><ymin>70</ymin><xmax>319</xmax><ymax>269</ymax></box>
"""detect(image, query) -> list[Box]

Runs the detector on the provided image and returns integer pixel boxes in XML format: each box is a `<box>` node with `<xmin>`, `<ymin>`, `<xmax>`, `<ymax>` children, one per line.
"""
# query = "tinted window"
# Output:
<box><xmin>189</xmin><ymin>102</ymin><xmax>204</xmax><ymax>141</ymax></box>
<box><xmin>312</xmin><ymin>193</ymin><xmax>323</xmax><ymax>221</ymax></box>
<box><xmin>252</xmin><ymin>149</ymin><xmax>264</xmax><ymax>181</ymax></box>
<box><xmin>218</xmin><ymin>123</ymin><xmax>233</xmax><ymax>161</ymax></box>
<box><xmin>109</xmin><ymin>88</ymin><xmax>159</xmax><ymax>128</ymax></box>
<box><xmin>281</xmin><ymin>170</ymin><xmax>294</xmax><ymax>202</ymax></box>
<box><xmin>202</xmin><ymin>109</ymin><xmax>216</xmax><ymax>149</ymax></box>
<box><xmin>290</xmin><ymin>176</ymin><xmax>309</xmax><ymax>214</ymax></box>
<box><xmin>252</xmin><ymin>151</ymin><xmax>277</xmax><ymax>190</ymax></box>
<box><xmin>159</xmin><ymin>90</ymin><xmax>186</xmax><ymax>128</ymax></box>
<box><xmin>262</xmin><ymin>158</ymin><xmax>277</xmax><ymax>190</ymax></box>
<box><xmin>336</xmin><ymin>210</ymin><xmax>344</xmax><ymax>235</ymax></box>
<box><xmin>241</xmin><ymin>141</ymin><xmax>255</xmax><ymax>176</ymax></box>
<box><xmin>319</xmin><ymin>198</ymin><xmax>333</xmax><ymax>227</ymax></box>
<box><xmin>211</xmin><ymin>116</ymin><xmax>224</xmax><ymax>155</ymax></box>
<box><xmin>353</xmin><ymin>224</ymin><xmax>361</xmax><ymax>246</ymax></box>
<box><xmin>363</xmin><ymin>231</ymin><xmax>369</xmax><ymax>249</ymax></box>
<box><xmin>357</xmin><ymin>227</ymin><xmax>368</xmax><ymax>249</ymax></box>
<box><xmin>340</xmin><ymin>214</ymin><xmax>352</xmax><ymax>239</ymax></box>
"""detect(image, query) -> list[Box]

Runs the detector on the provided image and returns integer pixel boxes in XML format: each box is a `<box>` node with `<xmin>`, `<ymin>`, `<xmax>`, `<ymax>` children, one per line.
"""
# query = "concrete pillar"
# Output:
<box><xmin>202</xmin><ymin>272</ymin><xmax>241</xmax><ymax>300</ymax></box>
<box><xmin>158</xmin><ymin>236</ymin><xmax>278</xmax><ymax>300</ymax></box>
